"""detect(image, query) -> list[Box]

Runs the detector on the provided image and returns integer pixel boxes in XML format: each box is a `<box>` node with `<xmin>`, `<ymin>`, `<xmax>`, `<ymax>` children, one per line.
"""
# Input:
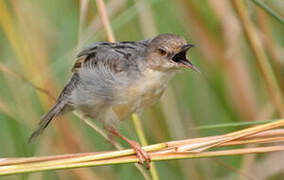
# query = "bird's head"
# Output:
<box><xmin>146</xmin><ymin>33</ymin><xmax>199</xmax><ymax>72</ymax></box>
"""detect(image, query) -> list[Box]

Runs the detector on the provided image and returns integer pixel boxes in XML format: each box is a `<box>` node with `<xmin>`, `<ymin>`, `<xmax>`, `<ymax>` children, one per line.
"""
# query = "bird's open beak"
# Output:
<box><xmin>172</xmin><ymin>44</ymin><xmax>200</xmax><ymax>73</ymax></box>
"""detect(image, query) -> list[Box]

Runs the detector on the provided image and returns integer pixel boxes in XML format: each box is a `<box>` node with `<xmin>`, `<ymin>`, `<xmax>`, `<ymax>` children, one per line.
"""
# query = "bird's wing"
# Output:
<box><xmin>72</xmin><ymin>42</ymin><xmax>102</xmax><ymax>72</ymax></box>
<box><xmin>72</xmin><ymin>41</ymin><xmax>150</xmax><ymax>73</ymax></box>
<box><xmin>70</xmin><ymin>41</ymin><xmax>150</xmax><ymax>106</ymax></box>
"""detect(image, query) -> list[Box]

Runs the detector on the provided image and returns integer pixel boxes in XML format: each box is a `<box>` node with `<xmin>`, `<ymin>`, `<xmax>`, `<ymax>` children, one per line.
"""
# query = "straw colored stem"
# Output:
<box><xmin>0</xmin><ymin>143</ymin><xmax>166</xmax><ymax>173</ymax></box>
<box><xmin>219</xmin><ymin>136</ymin><xmax>284</xmax><ymax>147</ymax></box>
<box><xmin>132</xmin><ymin>114</ymin><xmax>148</xmax><ymax>147</ymax></box>
<box><xmin>231</xmin><ymin>0</ymin><xmax>284</xmax><ymax>117</ymax></box>
<box><xmin>1</xmin><ymin>120</ymin><xmax>284</xmax><ymax>176</ymax></box>
<box><xmin>166</xmin><ymin>129</ymin><xmax>284</xmax><ymax>149</ymax></box>
<box><xmin>2</xmin><ymin>127</ymin><xmax>284</xmax><ymax>167</ymax></box>
<box><xmin>176</xmin><ymin>119</ymin><xmax>284</xmax><ymax>152</ymax></box>
<box><xmin>94</xmin><ymin>0</ymin><xmax>115</xmax><ymax>42</ymax></box>
<box><xmin>1</xmin><ymin>145</ymin><xmax>284</xmax><ymax>176</ymax></box>
<box><xmin>132</xmin><ymin>114</ymin><xmax>160</xmax><ymax>180</ymax></box>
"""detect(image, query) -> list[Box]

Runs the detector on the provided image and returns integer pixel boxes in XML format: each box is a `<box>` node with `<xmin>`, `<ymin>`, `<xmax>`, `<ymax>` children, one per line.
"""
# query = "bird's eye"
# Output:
<box><xmin>158</xmin><ymin>48</ymin><xmax>167</xmax><ymax>56</ymax></box>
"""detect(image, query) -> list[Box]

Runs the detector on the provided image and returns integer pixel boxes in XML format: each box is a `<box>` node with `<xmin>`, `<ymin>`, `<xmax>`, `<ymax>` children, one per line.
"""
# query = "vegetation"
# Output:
<box><xmin>0</xmin><ymin>0</ymin><xmax>283</xmax><ymax>179</ymax></box>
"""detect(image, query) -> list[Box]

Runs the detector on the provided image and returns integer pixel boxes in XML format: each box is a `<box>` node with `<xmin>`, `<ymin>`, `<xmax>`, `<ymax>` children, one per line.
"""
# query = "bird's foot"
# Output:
<box><xmin>108</xmin><ymin>127</ymin><xmax>151</xmax><ymax>169</ymax></box>
<box><xmin>128</xmin><ymin>139</ymin><xmax>151</xmax><ymax>169</ymax></box>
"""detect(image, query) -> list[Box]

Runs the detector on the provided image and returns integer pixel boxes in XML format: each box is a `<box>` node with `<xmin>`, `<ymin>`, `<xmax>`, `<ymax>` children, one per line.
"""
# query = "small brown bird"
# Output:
<box><xmin>29</xmin><ymin>33</ymin><xmax>198</xmax><ymax>168</ymax></box>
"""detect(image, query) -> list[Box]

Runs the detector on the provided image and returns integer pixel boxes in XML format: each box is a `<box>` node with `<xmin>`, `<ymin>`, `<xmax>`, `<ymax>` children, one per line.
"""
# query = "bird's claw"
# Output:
<box><xmin>129</xmin><ymin>140</ymin><xmax>151</xmax><ymax>169</ymax></box>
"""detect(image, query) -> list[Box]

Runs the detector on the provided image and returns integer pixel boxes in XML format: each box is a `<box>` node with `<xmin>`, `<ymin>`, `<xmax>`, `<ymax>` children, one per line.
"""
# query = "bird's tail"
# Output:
<box><xmin>28</xmin><ymin>74</ymin><xmax>78</xmax><ymax>143</ymax></box>
<box><xmin>28</xmin><ymin>100</ymin><xmax>66</xmax><ymax>143</ymax></box>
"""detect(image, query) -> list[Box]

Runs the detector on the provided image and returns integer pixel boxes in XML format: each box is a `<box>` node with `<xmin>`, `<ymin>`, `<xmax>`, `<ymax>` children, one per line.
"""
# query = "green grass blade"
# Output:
<box><xmin>250</xmin><ymin>0</ymin><xmax>284</xmax><ymax>25</ymax></box>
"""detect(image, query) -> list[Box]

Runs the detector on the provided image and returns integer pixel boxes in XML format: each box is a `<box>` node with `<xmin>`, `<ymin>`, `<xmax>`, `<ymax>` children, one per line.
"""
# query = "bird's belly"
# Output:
<box><xmin>112</xmin><ymin>74</ymin><xmax>170</xmax><ymax>120</ymax></box>
<box><xmin>75</xmin><ymin>70</ymin><xmax>173</xmax><ymax>121</ymax></box>
<box><xmin>112</xmin><ymin>88</ymin><xmax>165</xmax><ymax>120</ymax></box>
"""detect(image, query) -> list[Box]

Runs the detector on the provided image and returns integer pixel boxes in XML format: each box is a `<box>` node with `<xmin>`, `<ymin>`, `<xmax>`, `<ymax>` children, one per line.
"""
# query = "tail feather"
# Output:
<box><xmin>28</xmin><ymin>101</ymin><xmax>66</xmax><ymax>143</ymax></box>
<box><xmin>28</xmin><ymin>74</ymin><xmax>78</xmax><ymax>143</ymax></box>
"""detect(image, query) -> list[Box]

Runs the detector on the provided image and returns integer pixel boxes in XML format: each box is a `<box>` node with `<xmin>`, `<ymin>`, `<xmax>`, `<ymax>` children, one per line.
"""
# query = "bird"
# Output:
<box><xmin>29</xmin><ymin>33</ymin><xmax>199</xmax><ymax>168</ymax></box>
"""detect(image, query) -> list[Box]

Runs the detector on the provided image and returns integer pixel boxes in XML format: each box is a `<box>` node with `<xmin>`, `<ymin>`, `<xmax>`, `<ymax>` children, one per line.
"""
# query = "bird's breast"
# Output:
<box><xmin>112</xmin><ymin>69</ymin><xmax>174</xmax><ymax>119</ymax></box>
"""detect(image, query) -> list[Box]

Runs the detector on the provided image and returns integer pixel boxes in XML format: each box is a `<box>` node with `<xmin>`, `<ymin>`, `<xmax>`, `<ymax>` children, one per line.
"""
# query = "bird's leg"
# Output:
<box><xmin>109</xmin><ymin>127</ymin><xmax>151</xmax><ymax>169</ymax></box>
<box><xmin>107</xmin><ymin>130</ymin><xmax>117</xmax><ymax>147</ymax></box>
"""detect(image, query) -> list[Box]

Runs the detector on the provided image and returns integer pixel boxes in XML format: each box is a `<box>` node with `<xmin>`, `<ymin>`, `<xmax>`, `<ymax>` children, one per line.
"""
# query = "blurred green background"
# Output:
<box><xmin>0</xmin><ymin>0</ymin><xmax>283</xmax><ymax>179</ymax></box>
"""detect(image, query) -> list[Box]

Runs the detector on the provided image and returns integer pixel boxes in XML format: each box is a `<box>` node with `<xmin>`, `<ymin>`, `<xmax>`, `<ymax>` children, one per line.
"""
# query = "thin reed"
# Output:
<box><xmin>1</xmin><ymin>120</ymin><xmax>284</xmax><ymax>176</ymax></box>
<box><xmin>0</xmin><ymin>0</ymin><xmax>283</xmax><ymax>179</ymax></box>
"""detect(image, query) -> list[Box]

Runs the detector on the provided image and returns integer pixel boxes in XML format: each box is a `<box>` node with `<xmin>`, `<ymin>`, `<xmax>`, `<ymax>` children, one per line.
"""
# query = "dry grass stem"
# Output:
<box><xmin>132</xmin><ymin>114</ymin><xmax>160</xmax><ymax>180</ymax></box>
<box><xmin>231</xmin><ymin>0</ymin><xmax>284</xmax><ymax>117</ymax></box>
<box><xmin>1</xmin><ymin>120</ymin><xmax>284</xmax><ymax>176</ymax></box>
<box><xmin>94</xmin><ymin>0</ymin><xmax>115</xmax><ymax>42</ymax></box>
<box><xmin>182</xmin><ymin>119</ymin><xmax>284</xmax><ymax>152</ymax></box>
<box><xmin>2</xmin><ymin>145</ymin><xmax>283</xmax><ymax>176</ymax></box>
